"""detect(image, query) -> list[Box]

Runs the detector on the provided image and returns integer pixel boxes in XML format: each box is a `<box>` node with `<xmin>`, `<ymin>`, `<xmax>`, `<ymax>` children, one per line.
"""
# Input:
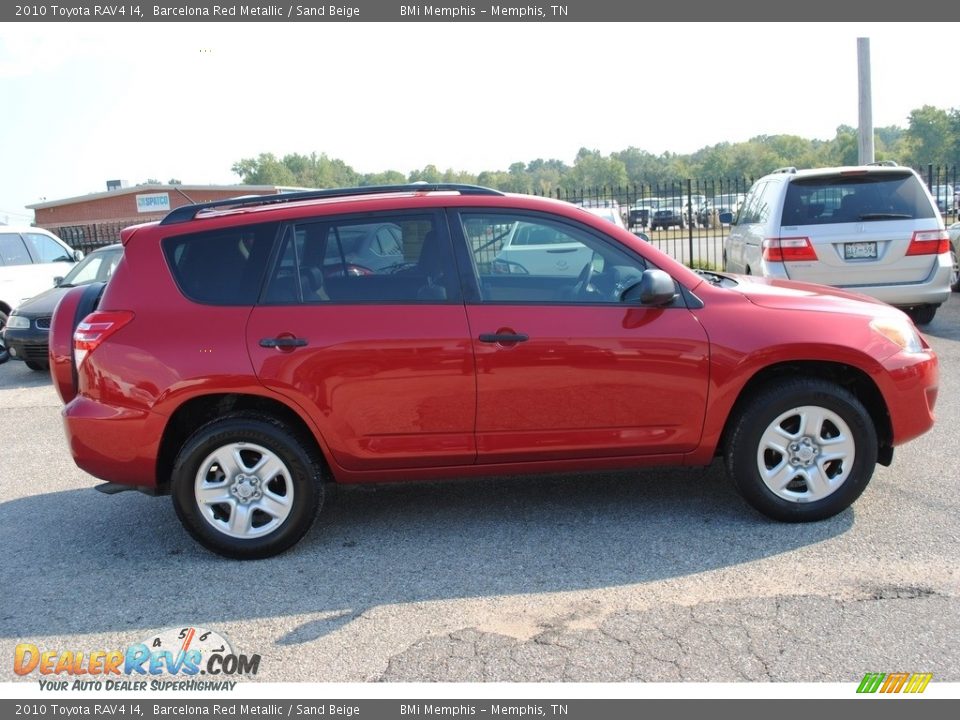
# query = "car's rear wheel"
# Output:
<box><xmin>725</xmin><ymin>378</ymin><xmax>877</xmax><ymax>522</ymax></box>
<box><xmin>906</xmin><ymin>305</ymin><xmax>937</xmax><ymax>325</ymax></box>
<box><xmin>171</xmin><ymin>414</ymin><xmax>324</xmax><ymax>559</ymax></box>
<box><xmin>26</xmin><ymin>361</ymin><xmax>48</xmax><ymax>372</ymax></box>
<box><xmin>950</xmin><ymin>243</ymin><xmax>959</xmax><ymax>292</ymax></box>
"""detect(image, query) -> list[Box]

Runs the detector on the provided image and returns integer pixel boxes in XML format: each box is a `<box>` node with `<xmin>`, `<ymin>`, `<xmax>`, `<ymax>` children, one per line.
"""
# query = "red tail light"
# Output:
<box><xmin>73</xmin><ymin>311</ymin><xmax>134</xmax><ymax>368</ymax></box>
<box><xmin>762</xmin><ymin>237</ymin><xmax>817</xmax><ymax>262</ymax></box>
<box><xmin>905</xmin><ymin>230</ymin><xmax>949</xmax><ymax>256</ymax></box>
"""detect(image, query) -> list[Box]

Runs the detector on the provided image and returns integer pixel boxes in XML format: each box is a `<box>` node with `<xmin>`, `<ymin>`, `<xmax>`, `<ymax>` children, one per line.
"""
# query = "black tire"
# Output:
<box><xmin>950</xmin><ymin>243</ymin><xmax>959</xmax><ymax>292</ymax></box>
<box><xmin>171</xmin><ymin>414</ymin><xmax>325</xmax><ymax>559</ymax></box>
<box><xmin>26</xmin><ymin>361</ymin><xmax>49</xmax><ymax>372</ymax></box>
<box><xmin>724</xmin><ymin>378</ymin><xmax>877</xmax><ymax>522</ymax></box>
<box><xmin>0</xmin><ymin>310</ymin><xmax>8</xmax><ymax>365</ymax></box>
<box><xmin>906</xmin><ymin>305</ymin><xmax>937</xmax><ymax>325</ymax></box>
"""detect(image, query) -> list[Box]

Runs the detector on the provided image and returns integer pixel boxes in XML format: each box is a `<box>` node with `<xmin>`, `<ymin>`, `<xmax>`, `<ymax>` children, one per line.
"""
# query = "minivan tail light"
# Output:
<box><xmin>905</xmin><ymin>230</ymin><xmax>949</xmax><ymax>256</ymax></box>
<box><xmin>73</xmin><ymin>311</ymin><xmax>134</xmax><ymax>368</ymax></box>
<box><xmin>762</xmin><ymin>237</ymin><xmax>817</xmax><ymax>262</ymax></box>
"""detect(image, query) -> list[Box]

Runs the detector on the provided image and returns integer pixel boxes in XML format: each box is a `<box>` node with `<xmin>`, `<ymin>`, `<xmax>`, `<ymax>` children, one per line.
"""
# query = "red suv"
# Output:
<box><xmin>49</xmin><ymin>185</ymin><xmax>939</xmax><ymax>559</ymax></box>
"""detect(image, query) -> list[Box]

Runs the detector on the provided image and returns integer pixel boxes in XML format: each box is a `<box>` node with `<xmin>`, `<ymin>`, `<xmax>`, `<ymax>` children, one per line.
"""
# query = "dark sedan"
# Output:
<box><xmin>2</xmin><ymin>244</ymin><xmax>122</xmax><ymax>371</ymax></box>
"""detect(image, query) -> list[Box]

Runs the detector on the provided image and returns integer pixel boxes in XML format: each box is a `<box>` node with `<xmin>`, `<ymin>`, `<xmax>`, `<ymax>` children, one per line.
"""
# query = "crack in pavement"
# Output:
<box><xmin>379</xmin><ymin>591</ymin><xmax>959</xmax><ymax>682</ymax></box>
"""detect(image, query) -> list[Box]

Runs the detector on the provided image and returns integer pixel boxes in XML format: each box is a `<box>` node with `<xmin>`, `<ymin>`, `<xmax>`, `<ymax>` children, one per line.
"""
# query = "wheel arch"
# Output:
<box><xmin>717</xmin><ymin>360</ymin><xmax>893</xmax><ymax>466</ymax></box>
<box><xmin>156</xmin><ymin>392</ymin><xmax>334</xmax><ymax>494</ymax></box>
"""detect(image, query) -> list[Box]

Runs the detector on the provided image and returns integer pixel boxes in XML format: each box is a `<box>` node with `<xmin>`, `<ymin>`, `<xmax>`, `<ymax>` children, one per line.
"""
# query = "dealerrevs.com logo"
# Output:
<box><xmin>14</xmin><ymin>626</ymin><xmax>260</xmax><ymax>691</ymax></box>
<box><xmin>857</xmin><ymin>672</ymin><xmax>933</xmax><ymax>694</ymax></box>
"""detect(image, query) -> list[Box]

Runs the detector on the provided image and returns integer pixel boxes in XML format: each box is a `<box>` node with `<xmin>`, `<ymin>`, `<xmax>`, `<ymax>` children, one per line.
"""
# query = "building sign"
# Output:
<box><xmin>136</xmin><ymin>192</ymin><xmax>171</xmax><ymax>213</ymax></box>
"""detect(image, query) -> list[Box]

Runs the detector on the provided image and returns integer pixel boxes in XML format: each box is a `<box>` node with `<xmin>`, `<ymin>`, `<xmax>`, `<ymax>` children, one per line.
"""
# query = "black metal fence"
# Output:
<box><xmin>534</xmin><ymin>163</ymin><xmax>958</xmax><ymax>269</ymax></box>
<box><xmin>48</xmin><ymin>164</ymin><xmax>959</xmax><ymax>268</ymax></box>
<box><xmin>53</xmin><ymin>222</ymin><xmax>129</xmax><ymax>255</ymax></box>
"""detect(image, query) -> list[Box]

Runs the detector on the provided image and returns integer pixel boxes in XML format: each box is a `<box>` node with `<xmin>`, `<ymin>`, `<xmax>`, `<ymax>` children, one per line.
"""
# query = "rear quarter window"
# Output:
<box><xmin>162</xmin><ymin>223</ymin><xmax>278</xmax><ymax>305</ymax></box>
<box><xmin>781</xmin><ymin>173</ymin><xmax>936</xmax><ymax>225</ymax></box>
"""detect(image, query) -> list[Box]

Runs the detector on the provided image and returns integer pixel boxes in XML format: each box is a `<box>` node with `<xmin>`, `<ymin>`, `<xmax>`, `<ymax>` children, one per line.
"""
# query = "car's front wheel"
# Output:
<box><xmin>725</xmin><ymin>378</ymin><xmax>877</xmax><ymax>522</ymax></box>
<box><xmin>0</xmin><ymin>310</ymin><xmax>8</xmax><ymax>365</ymax></box>
<box><xmin>171</xmin><ymin>414</ymin><xmax>324</xmax><ymax>559</ymax></box>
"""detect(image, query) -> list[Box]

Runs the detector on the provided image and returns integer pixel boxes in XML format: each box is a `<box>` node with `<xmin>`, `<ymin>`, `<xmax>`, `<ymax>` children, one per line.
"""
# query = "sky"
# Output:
<box><xmin>1</xmin><ymin>21</ymin><xmax>957</xmax><ymax>224</ymax></box>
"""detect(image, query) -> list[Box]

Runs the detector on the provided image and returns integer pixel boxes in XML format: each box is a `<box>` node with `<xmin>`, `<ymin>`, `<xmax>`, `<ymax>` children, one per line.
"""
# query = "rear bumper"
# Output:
<box><xmin>771</xmin><ymin>255</ymin><xmax>952</xmax><ymax>308</ymax></box>
<box><xmin>62</xmin><ymin>396</ymin><xmax>165</xmax><ymax>488</ymax></box>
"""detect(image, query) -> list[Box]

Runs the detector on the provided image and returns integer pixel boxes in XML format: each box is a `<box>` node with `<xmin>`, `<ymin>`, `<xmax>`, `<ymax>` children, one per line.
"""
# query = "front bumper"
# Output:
<box><xmin>1</xmin><ymin>326</ymin><xmax>49</xmax><ymax>365</ymax></box>
<box><xmin>876</xmin><ymin>346</ymin><xmax>939</xmax><ymax>446</ymax></box>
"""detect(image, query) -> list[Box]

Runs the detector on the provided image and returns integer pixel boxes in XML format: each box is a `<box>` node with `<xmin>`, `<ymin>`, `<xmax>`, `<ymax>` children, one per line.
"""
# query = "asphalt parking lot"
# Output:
<box><xmin>1</xmin><ymin>295</ymin><xmax>958</xmax><ymax>684</ymax></box>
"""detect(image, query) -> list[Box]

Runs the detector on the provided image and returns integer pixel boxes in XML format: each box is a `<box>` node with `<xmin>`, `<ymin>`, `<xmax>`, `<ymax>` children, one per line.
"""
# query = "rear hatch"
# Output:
<box><xmin>777</xmin><ymin>171</ymin><xmax>942</xmax><ymax>287</ymax></box>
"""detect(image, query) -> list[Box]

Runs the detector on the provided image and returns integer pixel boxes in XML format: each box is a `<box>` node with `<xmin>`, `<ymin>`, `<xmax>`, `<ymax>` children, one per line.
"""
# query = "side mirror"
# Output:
<box><xmin>635</xmin><ymin>231</ymin><xmax>651</xmax><ymax>243</ymax></box>
<box><xmin>621</xmin><ymin>269</ymin><xmax>678</xmax><ymax>306</ymax></box>
<box><xmin>718</xmin><ymin>211</ymin><xmax>734</xmax><ymax>225</ymax></box>
<box><xmin>73</xmin><ymin>249</ymin><xmax>84</xmax><ymax>261</ymax></box>
<box><xmin>53</xmin><ymin>276</ymin><xmax>64</xmax><ymax>287</ymax></box>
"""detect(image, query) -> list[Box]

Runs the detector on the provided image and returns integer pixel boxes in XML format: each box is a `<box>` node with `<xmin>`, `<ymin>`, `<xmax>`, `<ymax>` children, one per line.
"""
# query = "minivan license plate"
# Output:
<box><xmin>844</xmin><ymin>242</ymin><xmax>877</xmax><ymax>259</ymax></box>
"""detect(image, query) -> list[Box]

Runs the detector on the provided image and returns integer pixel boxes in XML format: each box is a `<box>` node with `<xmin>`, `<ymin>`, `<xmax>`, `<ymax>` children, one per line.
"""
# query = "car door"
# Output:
<box><xmin>247</xmin><ymin>211</ymin><xmax>477</xmax><ymax>472</ymax></box>
<box><xmin>0</xmin><ymin>232</ymin><xmax>57</xmax><ymax>307</ymax></box>
<box><xmin>451</xmin><ymin>209</ymin><xmax>710</xmax><ymax>464</ymax></box>
<box><xmin>22</xmin><ymin>232</ymin><xmax>77</xmax><ymax>284</ymax></box>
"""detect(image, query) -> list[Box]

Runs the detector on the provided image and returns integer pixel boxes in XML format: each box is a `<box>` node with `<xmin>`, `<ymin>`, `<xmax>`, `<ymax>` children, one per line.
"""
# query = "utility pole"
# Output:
<box><xmin>857</xmin><ymin>37</ymin><xmax>875</xmax><ymax>164</ymax></box>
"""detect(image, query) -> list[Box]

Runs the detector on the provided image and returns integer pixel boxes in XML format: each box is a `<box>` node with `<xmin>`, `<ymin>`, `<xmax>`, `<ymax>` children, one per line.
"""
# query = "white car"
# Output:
<box><xmin>492</xmin><ymin>219</ymin><xmax>592</xmax><ymax>277</ymax></box>
<box><xmin>0</xmin><ymin>227</ymin><xmax>81</xmax><ymax>353</ymax></box>
<box><xmin>582</xmin><ymin>205</ymin><xmax>627</xmax><ymax>229</ymax></box>
<box><xmin>722</xmin><ymin>165</ymin><xmax>952</xmax><ymax>324</ymax></box>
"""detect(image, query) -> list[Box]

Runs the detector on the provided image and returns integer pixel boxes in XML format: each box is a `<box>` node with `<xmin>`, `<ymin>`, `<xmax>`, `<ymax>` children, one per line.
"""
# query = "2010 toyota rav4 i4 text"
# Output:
<box><xmin>49</xmin><ymin>185</ymin><xmax>939</xmax><ymax>559</ymax></box>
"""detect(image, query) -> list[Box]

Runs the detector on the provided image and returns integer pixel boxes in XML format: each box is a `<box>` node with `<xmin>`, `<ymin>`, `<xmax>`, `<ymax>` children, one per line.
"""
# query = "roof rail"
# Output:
<box><xmin>160</xmin><ymin>183</ymin><xmax>504</xmax><ymax>225</ymax></box>
<box><xmin>867</xmin><ymin>160</ymin><xmax>899</xmax><ymax>167</ymax></box>
<box><xmin>771</xmin><ymin>166</ymin><xmax>797</xmax><ymax>175</ymax></box>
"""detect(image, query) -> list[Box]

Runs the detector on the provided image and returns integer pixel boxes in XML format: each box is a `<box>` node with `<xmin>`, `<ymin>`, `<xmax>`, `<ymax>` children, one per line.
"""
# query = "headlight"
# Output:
<box><xmin>870</xmin><ymin>317</ymin><xmax>924</xmax><ymax>353</ymax></box>
<box><xmin>5</xmin><ymin>315</ymin><xmax>30</xmax><ymax>329</ymax></box>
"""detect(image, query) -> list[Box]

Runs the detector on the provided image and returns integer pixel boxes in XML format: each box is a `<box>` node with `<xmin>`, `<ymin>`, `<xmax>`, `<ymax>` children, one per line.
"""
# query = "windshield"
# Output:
<box><xmin>61</xmin><ymin>248</ymin><xmax>121</xmax><ymax>285</ymax></box>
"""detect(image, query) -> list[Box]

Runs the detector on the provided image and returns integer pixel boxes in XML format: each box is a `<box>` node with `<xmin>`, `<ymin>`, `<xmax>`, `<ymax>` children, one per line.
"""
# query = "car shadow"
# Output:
<box><xmin>0</xmin><ymin>463</ymin><xmax>852</xmax><ymax>640</ymax></box>
<box><xmin>916</xmin><ymin>293</ymin><xmax>960</xmax><ymax>340</ymax></box>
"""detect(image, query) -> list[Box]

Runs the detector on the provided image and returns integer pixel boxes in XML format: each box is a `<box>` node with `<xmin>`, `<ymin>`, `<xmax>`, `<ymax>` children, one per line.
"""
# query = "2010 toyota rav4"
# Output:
<box><xmin>50</xmin><ymin>184</ymin><xmax>939</xmax><ymax>559</ymax></box>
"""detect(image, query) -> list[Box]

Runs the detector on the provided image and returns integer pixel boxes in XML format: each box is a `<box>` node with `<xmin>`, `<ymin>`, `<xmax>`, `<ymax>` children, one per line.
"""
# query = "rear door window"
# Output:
<box><xmin>162</xmin><ymin>223</ymin><xmax>279</xmax><ymax>305</ymax></box>
<box><xmin>263</xmin><ymin>213</ymin><xmax>459</xmax><ymax>304</ymax></box>
<box><xmin>0</xmin><ymin>233</ymin><xmax>32</xmax><ymax>266</ymax></box>
<box><xmin>781</xmin><ymin>173</ymin><xmax>936</xmax><ymax>225</ymax></box>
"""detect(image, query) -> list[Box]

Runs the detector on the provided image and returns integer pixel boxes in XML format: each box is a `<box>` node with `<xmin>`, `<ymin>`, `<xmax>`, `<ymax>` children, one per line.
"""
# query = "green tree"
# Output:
<box><xmin>564</xmin><ymin>148</ymin><xmax>628</xmax><ymax>191</ymax></box>
<box><xmin>904</xmin><ymin>105</ymin><xmax>955</xmax><ymax>167</ymax></box>
<box><xmin>360</xmin><ymin>170</ymin><xmax>407</xmax><ymax>185</ymax></box>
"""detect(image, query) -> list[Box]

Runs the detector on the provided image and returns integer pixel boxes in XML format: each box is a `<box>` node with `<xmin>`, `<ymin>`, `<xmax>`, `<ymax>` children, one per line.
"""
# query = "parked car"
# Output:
<box><xmin>50</xmin><ymin>184</ymin><xmax>938</xmax><ymax>558</ymax></box>
<box><xmin>650</xmin><ymin>199</ymin><xmax>687</xmax><ymax>230</ymax></box>
<box><xmin>930</xmin><ymin>184</ymin><xmax>956</xmax><ymax>215</ymax></box>
<box><xmin>492</xmin><ymin>218</ymin><xmax>592</xmax><ymax>277</ymax></box>
<box><xmin>628</xmin><ymin>201</ymin><xmax>658</xmax><ymax>230</ymax></box>
<box><xmin>722</xmin><ymin>165</ymin><xmax>952</xmax><ymax>325</ymax></box>
<box><xmin>0</xmin><ymin>227</ymin><xmax>82</xmax><ymax>362</ymax></box>
<box><xmin>2</xmin><ymin>244</ymin><xmax>122</xmax><ymax>371</ymax></box>
<box><xmin>581</xmin><ymin>204</ymin><xmax>627</xmax><ymax>230</ymax></box>
<box><xmin>697</xmin><ymin>194</ymin><xmax>744</xmax><ymax>228</ymax></box>
<box><xmin>948</xmin><ymin>220</ymin><xmax>960</xmax><ymax>291</ymax></box>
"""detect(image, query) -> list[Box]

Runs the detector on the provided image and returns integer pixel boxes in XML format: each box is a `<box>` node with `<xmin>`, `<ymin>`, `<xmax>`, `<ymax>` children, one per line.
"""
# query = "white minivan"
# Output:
<box><xmin>0</xmin><ymin>227</ymin><xmax>81</xmax><ymax>352</ymax></box>
<box><xmin>722</xmin><ymin>165</ymin><xmax>952</xmax><ymax>324</ymax></box>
